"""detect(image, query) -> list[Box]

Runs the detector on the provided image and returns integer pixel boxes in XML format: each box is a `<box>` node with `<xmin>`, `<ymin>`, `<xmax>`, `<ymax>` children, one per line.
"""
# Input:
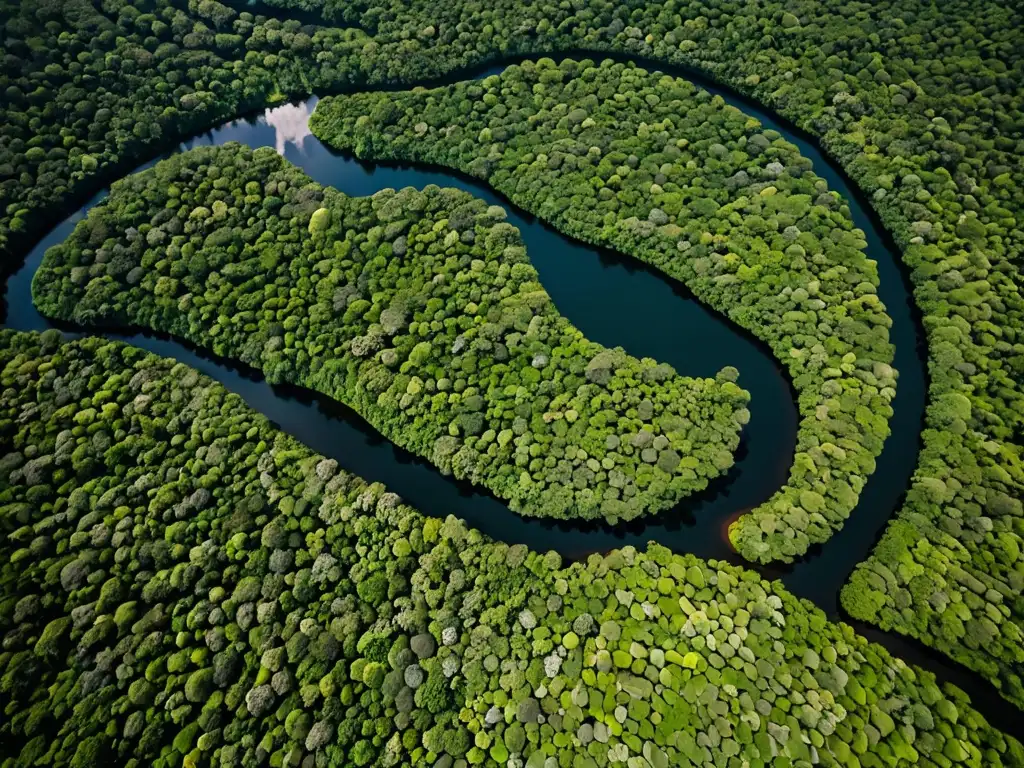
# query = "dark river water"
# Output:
<box><xmin>6</xmin><ymin>56</ymin><xmax>1006</xmax><ymax>731</ymax></box>
<box><xmin>7</xmin><ymin>95</ymin><xmax>802</xmax><ymax>573</ymax></box>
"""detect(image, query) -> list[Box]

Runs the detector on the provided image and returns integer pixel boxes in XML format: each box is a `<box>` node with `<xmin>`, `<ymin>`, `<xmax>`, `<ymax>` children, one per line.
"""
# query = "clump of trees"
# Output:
<box><xmin>311</xmin><ymin>58</ymin><xmax>898</xmax><ymax>565</ymax></box>
<box><xmin>34</xmin><ymin>143</ymin><xmax>750</xmax><ymax>523</ymax></box>
<box><xmin>2</xmin><ymin>329</ymin><xmax>1020</xmax><ymax>767</ymax></box>
<box><xmin>207</xmin><ymin>0</ymin><xmax>1024</xmax><ymax>710</ymax></box>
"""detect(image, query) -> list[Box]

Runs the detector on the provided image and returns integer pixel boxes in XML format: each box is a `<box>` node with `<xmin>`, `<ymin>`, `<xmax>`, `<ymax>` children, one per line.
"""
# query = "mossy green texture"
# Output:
<box><xmin>0</xmin><ymin>330</ymin><xmax>1019</xmax><ymax>767</ymax></box>
<box><xmin>311</xmin><ymin>58</ymin><xmax>897</xmax><ymax>564</ymax></box>
<box><xmin>287</xmin><ymin>0</ymin><xmax>1024</xmax><ymax>709</ymax></box>
<box><xmin>33</xmin><ymin>143</ymin><xmax>748</xmax><ymax>523</ymax></box>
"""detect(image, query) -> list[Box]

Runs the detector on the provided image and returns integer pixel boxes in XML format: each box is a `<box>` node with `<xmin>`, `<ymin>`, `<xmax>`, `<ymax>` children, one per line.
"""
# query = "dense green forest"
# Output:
<box><xmin>1</xmin><ymin>0</ymin><xmax>1023</xmax><ymax>759</ymax></box>
<box><xmin>33</xmin><ymin>143</ymin><xmax>749</xmax><ymax>523</ymax></box>
<box><xmin>1</xmin><ymin>331</ymin><xmax>1020</xmax><ymax>767</ymax></box>
<box><xmin>312</xmin><ymin>57</ymin><xmax>897</xmax><ymax>566</ymax></box>
<box><xmin>309</xmin><ymin>53</ymin><xmax>1024</xmax><ymax>707</ymax></box>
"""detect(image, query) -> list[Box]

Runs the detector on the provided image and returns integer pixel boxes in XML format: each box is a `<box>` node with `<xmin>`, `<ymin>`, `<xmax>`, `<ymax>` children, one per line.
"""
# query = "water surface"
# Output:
<box><xmin>3</xmin><ymin>58</ymin><xmax>926</xmax><ymax>607</ymax></box>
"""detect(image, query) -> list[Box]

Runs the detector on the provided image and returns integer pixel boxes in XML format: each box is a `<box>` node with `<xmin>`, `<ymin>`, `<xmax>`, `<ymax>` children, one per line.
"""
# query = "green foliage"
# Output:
<box><xmin>283</xmin><ymin>0</ymin><xmax>1024</xmax><ymax>708</ymax></box>
<box><xmin>33</xmin><ymin>143</ymin><xmax>748</xmax><ymax>523</ymax></box>
<box><xmin>0</xmin><ymin>330</ymin><xmax>1019</xmax><ymax>767</ymax></box>
<box><xmin>0</xmin><ymin>0</ymin><xmax>373</xmax><ymax>261</ymax></box>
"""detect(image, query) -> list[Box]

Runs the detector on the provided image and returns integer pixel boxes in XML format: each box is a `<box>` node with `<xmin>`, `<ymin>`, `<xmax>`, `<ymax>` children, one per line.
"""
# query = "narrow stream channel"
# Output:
<box><xmin>4</xmin><ymin>56</ymin><xmax>1011</xmax><ymax>734</ymax></box>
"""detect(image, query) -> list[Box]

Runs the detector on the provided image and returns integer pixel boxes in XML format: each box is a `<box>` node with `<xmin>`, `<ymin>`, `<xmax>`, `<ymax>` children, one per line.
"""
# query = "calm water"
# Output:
<box><xmin>10</xmin><ymin>57</ymin><xmax>1002</xmax><ymax>730</ymax></box>
<box><xmin>5</xmin><ymin>95</ymin><xmax>801</xmax><ymax>572</ymax></box>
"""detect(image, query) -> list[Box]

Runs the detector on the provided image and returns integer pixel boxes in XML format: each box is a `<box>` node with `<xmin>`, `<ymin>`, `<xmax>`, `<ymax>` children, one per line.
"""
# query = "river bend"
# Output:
<box><xmin>7</xmin><ymin>56</ymin><xmax>1001</xmax><ymax>731</ymax></box>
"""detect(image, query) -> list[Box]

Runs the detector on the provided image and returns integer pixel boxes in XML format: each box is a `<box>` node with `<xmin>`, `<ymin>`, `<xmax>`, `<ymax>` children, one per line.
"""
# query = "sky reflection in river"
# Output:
<box><xmin>263</xmin><ymin>100</ymin><xmax>313</xmax><ymax>155</ymax></box>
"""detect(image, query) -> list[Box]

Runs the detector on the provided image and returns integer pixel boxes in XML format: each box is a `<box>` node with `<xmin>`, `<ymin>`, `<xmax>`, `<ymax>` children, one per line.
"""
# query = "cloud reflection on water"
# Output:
<box><xmin>263</xmin><ymin>100</ymin><xmax>313</xmax><ymax>155</ymax></box>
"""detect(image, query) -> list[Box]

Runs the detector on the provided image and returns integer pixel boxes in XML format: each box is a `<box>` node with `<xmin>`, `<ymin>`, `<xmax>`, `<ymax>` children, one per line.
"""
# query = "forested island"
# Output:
<box><xmin>34</xmin><ymin>143</ymin><xmax>749</xmax><ymax>524</ymax></box>
<box><xmin>1</xmin><ymin>0</ymin><xmax>1022</xmax><ymax>765</ymax></box>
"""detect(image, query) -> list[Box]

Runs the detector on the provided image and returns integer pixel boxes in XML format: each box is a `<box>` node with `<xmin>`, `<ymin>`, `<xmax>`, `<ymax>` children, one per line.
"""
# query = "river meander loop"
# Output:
<box><xmin>9</xmin><ymin>56</ymin><xmax>997</xmax><ymax>730</ymax></box>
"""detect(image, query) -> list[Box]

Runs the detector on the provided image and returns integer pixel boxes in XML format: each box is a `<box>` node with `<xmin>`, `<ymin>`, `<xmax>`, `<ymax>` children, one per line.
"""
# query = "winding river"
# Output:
<box><xmin>5</xmin><ymin>55</ymin><xmax>1008</xmax><ymax>731</ymax></box>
